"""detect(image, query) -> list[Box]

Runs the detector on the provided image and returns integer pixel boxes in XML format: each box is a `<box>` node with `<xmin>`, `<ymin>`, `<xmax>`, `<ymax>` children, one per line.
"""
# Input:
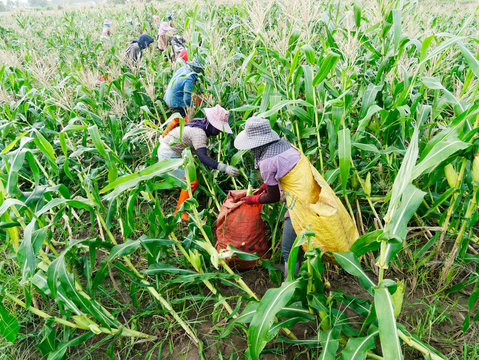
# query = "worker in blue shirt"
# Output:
<box><xmin>163</xmin><ymin>58</ymin><xmax>204</xmax><ymax>118</ymax></box>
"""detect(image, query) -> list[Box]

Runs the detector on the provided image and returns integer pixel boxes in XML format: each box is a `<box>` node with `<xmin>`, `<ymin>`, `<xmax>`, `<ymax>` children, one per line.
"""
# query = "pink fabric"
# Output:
<box><xmin>204</xmin><ymin>105</ymin><xmax>232</xmax><ymax>134</ymax></box>
<box><xmin>258</xmin><ymin>147</ymin><xmax>301</xmax><ymax>186</ymax></box>
<box><xmin>158</xmin><ymin>22</ymin><xmax>174</xmax><ymax>35</ymax></box>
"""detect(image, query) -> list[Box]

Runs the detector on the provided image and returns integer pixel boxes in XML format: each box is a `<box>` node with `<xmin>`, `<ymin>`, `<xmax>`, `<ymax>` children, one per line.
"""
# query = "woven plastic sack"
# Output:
<box><xmin>279</xmin><ymin>151</ymin><xmax>359</xmax><ymax>254</ymax></box>
<box><xmin>215</xmin><ymin>189</ymin><xmax>269</xmax><ymax>270</ymax></box>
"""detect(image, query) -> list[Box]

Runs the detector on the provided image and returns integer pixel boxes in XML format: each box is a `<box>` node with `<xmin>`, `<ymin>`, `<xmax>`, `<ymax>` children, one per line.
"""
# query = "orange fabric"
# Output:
<box><xmin>192</xmin><ymin>92</ymin><xmax>203</xmax><ymax>108</ymax></box>
<box><xmin>215</xmin><ymin>189</ymin><xmax>269</xmax><ymax>270</ymax></box>
<box><xmin>162</xmin><ymin>116</ymin><xmax>191</xmax><ymax>138</ymax></box>
<box><xmin>174</xmin><ymin>179</ymin><xmax>199</xmax><ymax>220</ymax></box>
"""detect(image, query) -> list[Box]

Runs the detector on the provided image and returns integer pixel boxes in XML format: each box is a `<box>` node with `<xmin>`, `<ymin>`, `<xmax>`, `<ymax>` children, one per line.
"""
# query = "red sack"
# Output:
<box><xmin>215</xmin><ymin>189</ymin><xmax>269</xmax><ymax>270</ymax></box>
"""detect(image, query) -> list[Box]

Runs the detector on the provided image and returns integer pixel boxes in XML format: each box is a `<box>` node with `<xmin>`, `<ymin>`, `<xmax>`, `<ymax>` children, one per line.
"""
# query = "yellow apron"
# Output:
<box><xmin>279</xmin><ymin>152</ymin><xmax>359</xmax><ymax>253</ymax></box>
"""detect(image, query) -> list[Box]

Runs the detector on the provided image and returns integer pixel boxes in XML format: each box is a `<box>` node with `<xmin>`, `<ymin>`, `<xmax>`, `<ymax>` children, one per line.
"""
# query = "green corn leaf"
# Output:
<box><xmin>318</xmin><ymin>328</ymin><xmax>340</xmax><ymax>360</ymax></box>
<box><xmin>55</xmin><ymin>253</ymin><xmax>119</xmax><ymax>328</ymax></box>
<box><xmin>333</xmin><ymin>252</ymin><xmax>375</xmax><ymax>294</ymax></box>
<box><xmin>287</xmin><ymin>229</ymin><xmax>312</xmax><ymax>281</ymax></box>
<box><xmin>340</xmin><ymin>330</ymin><xmax>378</xmax><ymax>360</ymax></box>
<box><xmin>412</xmin><ymin>135</ymin><xmax>469</xmax><ymax>179</ymax></box>
<box><xmin>1</xmin><ymin>130</ymin><xmax>29</xmax><ymax>155</ymax></box>
<box><xmin>107</xmin><ymin>238</ymin><xmax>143</xmax><ymax>260</ymax></box>
<box><xmin>349</xmin><ymin>229</ymin><xmax>385</xmax><ymax>257</ymax></box>
<box><xmin>301</xmin><ymin>44</ymin><xmax>316</xmax><ymax>64</ymax></box>
<box><xmin>419</xmin><ymin>35</ymin><xmax>435</xmax><ymax>63</ymax></box>
<box><xmin>33</xmin><ymin>130</ymin><xmax>58</xmax><ymax>173</ymax></box>
<box><xmin>353</xmin><ymin>1</ymin><xmax>362</xmax><ymax>27</ymax></box>
<box><xmin>359</xmin><ymin>84</ymin><xmax>381</xmax><ymax>119</ymax></box>
<box><xmin>392</xmin><ymin>9</ymin><xmax>402</xmax><ymax>51</ymax></box>
<box><xmin>422</xmin><ymin>77</ymin><xmax>462</xmax><ymax>108</ymax></box>
<box><xmin>31</xmin><ymin>272</ymin><xmax>82</xmax><ymax>315</ymax></box>
<box><xmin>386</xmin><ymin>126</ymin><xmax>419</xmax><ymax>222</ymax></box>
<box><xmin>46</xmin><ymin>332</ymin><xmax>94</xmax><ymax>360</ymax></box>
<box><xmin>338</xmin><ymin>128</ymin><xmax>351</xmax><ymax>191</ymax></box>
<box><xmin>375</xmin><ymin>284</ymin><xmax>403</xmax><ymax>360</ymax></box>
<box><xmin>143</xmin><ymin>263</ymin><xmax>196</xmax><ymax>276</ymax></box>
<box><xmin>457</xmin><ymin>41</ymin><xmax>479</xmax><ymax>77</ymax></box>
<box><xmin>248</xmin><ymin>280</ymin><xmax>300</xmax><ymax>359</ymax></box>
<box><xmin>6</xmin><ymin>149</ymin><xmax>26</xmax><ymax>196</ymax></box>
<box><xmin>87</xmin><ymin>125</ymin><xmax>108</xmax><ymax>159</ymax></box>
<box><xmin>302</xmin><ymin>65</ymin><xmax>314</xmax><ymax>105</ymax></box>
<box><xmin>313</xmin><ymin>52</ymin><xmax>340</xmax><ymax>86</ymax></box>
<box><xmin>100</xmin><ymin>159</ymin><xmax>183</xmax><ymax>200</ymax></box>
<box><xmin>0</xmin><ymin>199</ymin><xmax>26</xmax><ymax>218</ymax></box>
<box><xmin>384</xmin><ymin>184</ymin><xmax>426</xmax><ymax>263</ymax></box>
<box><xmin>0</xmin><ymin>303</ymin><xmax>20</xmax><ymax>343</ymax></box>
<box><xmin>257</xmin><ymin>99</ymin><xmax>311</xmax><ymax>118</ymax></box>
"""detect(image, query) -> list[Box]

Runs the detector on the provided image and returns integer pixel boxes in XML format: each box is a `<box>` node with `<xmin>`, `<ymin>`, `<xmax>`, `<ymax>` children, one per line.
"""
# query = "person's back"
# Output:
<box><xmin>125</xmin><ymin>41</ymin><xmax>142</xmax><ymax>65</ymax></box>
<box><xmin>163</xmin><ymin>65</ymin><xmax>197</xmax><ymax>109</ymax></box>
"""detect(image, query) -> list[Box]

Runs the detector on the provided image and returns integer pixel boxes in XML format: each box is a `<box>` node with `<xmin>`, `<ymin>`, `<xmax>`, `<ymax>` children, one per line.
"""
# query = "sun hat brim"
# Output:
<box><xmin>205</xmin><ymin>107</ymin><xmax>232</xmax><ymax>134</ymax></box>
<box><xmin>233</xmin><ymin>128</ymin><xmax>280</xmax><ymax>150</ymax></box>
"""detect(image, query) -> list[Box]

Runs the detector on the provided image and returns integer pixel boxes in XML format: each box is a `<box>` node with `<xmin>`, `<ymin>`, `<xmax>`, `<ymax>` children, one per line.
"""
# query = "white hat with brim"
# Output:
<box><xmin>234</xmin><ymin>117</ymin><xmax>280</xmax><ymax>150</ymax></box>
<box><xmin>205</xmin><ymin>105</ymin><xmax>232</xmax><ymax>134</ymax></box>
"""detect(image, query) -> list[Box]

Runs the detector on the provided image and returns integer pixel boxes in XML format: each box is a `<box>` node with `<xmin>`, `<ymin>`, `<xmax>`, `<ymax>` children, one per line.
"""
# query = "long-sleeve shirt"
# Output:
<box><xmin>162</xmin><ymin>126</ymin><xmax>219</xmax><ymax>169</ymax></box>
<box><xmin>163</xmin><ymin>66</ymin><xmax>197</xmax><ymax>108</ymax></box>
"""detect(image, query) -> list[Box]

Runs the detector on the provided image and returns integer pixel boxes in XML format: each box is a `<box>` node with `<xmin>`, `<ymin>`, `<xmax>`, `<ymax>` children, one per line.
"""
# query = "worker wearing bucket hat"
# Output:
<box><xmin>234</xmin><ymin>117</ymin><xmax>358</xmax><ymax>276</ymax></box>
<box><xmin>158</xmin><ymin>105</ymin><xmax>240</xmax><ymax>220</ymax></box>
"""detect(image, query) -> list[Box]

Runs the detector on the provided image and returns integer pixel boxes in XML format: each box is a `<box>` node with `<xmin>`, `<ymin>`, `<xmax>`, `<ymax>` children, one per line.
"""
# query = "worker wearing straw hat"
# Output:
<box><xmin>159</xmin><ymin>105</ymin><xmax>240</xmax><ymax>220</ymax></box>
<box><xmin>234</xmin><ymin>117</ymin><xmax>358</xmax><ymax>275</ymax></box>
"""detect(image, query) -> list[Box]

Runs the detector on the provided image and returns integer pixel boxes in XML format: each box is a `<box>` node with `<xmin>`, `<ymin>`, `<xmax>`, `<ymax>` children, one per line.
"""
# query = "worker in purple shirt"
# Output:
<box><xmin>234</xmin><ymin>117</ymin><xmax>358</xmax><ymax>276</ymax></box>
<box><xmin>234</xmin><ymin>117</ymin><xmax>301</xmax><ymax>275</ymax></box>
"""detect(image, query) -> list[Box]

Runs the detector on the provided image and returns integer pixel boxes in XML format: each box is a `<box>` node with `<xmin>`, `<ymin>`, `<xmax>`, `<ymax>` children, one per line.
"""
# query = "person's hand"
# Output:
<box><xmin>217</xmin><ymin>163</ymin><xmax>240</xmax><ymax>177</ymax></box>
<box><xmin>225</xmin><ymin>165</ymin><xmax>240</xmax><ymax>177</ymax></box>
<box><xmin>241</xmin><ymin>195</ymin><xmax>261</xmax><ymax>204</ymax></box>
<box><xmin>258</xmin><ymin>183</ymin><xmax>267</xmax><ymax>194</ymax></box>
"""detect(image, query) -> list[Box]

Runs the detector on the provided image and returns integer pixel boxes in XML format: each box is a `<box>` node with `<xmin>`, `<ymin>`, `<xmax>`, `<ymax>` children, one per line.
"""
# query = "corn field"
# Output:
<box><xmin>1</xmin><ymin>0</ymin><xmax>479</xmax><ymax>359</ymax></box>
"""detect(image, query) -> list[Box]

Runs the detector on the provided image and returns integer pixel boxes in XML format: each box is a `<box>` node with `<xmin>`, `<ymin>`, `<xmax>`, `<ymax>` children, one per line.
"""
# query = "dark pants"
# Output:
<box><xmin>282</xmin><ymin>217</ymin><xmax>303</xmax><ymax>263</ymax></box>
<box><xmin>171</xmin><ymin>107</ymin><xmax>187</xmax><ymax>118</ymax></box>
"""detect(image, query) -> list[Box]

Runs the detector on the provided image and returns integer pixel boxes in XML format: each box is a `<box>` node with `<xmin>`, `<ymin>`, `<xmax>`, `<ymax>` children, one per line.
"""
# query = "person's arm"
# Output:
<box><xmin>182</xmin><ymin>74</ymin><xmax>196</xmax><ymax>107</ymax></box>
<box><xmin>241</xmin><ymin>184</ymin><xmax>280</xmax><ymax>204</ymax></box>
<box><xmin>259</xmin><ymin>185</ymin><xmax>280</xmax><ymax>203</ymax></box>
<box><xmin>196</xmin><ymin>147</ymin><xmax>219</xmax><ymax>169</ymax></box>
<box><xmin>191</xmin><ymin>130</ymin><xmax>240</xmax><ymax>176</ymax></box>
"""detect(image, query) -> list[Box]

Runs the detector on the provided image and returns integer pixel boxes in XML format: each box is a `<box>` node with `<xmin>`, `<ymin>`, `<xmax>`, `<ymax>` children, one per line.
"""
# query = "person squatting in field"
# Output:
<box><xmin>124</xmin><ymin>34</ymin><xmax>155</xmax><ymax>70</ymax></box>
<box><xmin>158</xmin><ymin>105</ymin><xmax>240</xmax><ymax>220</ymax></box>
<box><xmin>163</xmin><ymin>58</ymin><xmax>204</xmax><ymax>121</ymax></box>
<box><xmin>234</xmin><ymin>117</ymin><xmax>359</xmax><ymax>276</ymax></box>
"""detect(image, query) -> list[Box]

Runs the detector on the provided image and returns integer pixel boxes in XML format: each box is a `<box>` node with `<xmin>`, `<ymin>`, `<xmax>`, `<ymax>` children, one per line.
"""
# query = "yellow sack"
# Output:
<box><xmin>279</xmin><ymin>152</ymin><xmax>359</xmax><ymax>253</ymax></box>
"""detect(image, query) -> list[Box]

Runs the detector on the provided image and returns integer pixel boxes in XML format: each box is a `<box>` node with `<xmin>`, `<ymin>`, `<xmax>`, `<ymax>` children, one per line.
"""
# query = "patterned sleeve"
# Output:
<box><xmin>189</xmin><ymin>128</ymin><xmax>208</xmax><ymax>150</ymax></box>
<box><xmin>259</xmin><ymin>159</ymin><xmax>280</xmax><ymax>186</ymax></box>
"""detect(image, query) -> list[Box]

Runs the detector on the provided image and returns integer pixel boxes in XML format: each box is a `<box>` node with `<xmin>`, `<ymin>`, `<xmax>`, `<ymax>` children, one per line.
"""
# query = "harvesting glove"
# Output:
<box><xmin>258</xmin><ymin>183</ymin><xmax>267</xmax><ymax>194</ymax></box>
<box><xmin>241</xmin><ymin>195</ymin><xmax>261</xmax><ymax>204</ymax></box>
<box><xmin>217</xmin><ymin>163</ymin><xmax>240</xmax><ymax>177</ymax></box>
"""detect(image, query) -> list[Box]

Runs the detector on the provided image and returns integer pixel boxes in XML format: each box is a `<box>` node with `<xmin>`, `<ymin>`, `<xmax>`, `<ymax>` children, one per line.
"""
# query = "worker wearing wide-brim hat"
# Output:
<box><xmin>234</xmin><ymin>117</ymin><xmax>358</xmax><ymax>273</ymax></box>
<box><xmin>158</xmin><ymin>104</ymin><xmax>240</xmax><ymax>220</ymax></box>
